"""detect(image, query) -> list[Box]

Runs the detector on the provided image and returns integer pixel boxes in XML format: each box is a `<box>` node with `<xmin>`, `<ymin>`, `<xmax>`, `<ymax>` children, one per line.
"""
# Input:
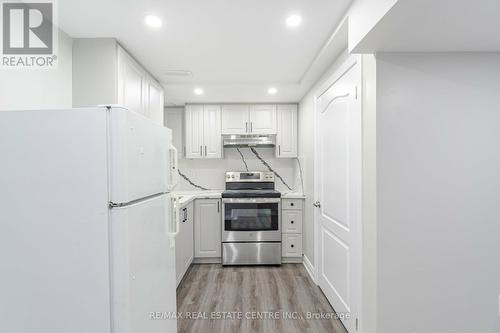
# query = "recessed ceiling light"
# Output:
<box><xmin>268</xmin><ymin>87</ymin><xmax>278</xmax><ymax>95</ymax></box>
<box><xmin>164</xmin><ymin>70</ymin><xmax>192</xmax><ymax>77</ymax></box>
<box><xmin>144</xmin><ymin>15</ymin><xmax>162</xmax><ymax>29</ymax></box>
<box><xmin>286</xmin><ymin>14</ymin><xmax>302</xmax><ymax>28</ymax></box>
<box><xmin>194</xmin><ymin>88</ymin><xmax>204</xmax><ymax>95</ymax></box>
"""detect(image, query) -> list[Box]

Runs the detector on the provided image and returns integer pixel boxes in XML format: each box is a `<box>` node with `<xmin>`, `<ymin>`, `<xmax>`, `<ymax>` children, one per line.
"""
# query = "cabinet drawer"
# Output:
<box><xmin>282</xmin><ymin>198</ymin><xmax>303</xmax><ymax>210</ymax></box>
<box><xmin>282</xmin><ymin>210</ymin><xmax>302</xmax><ymax>233</ymax></box>
<box><xmin>282</xmin><ymin>234</ymin><xmax>302</xmax><ymax>257</ymax></box>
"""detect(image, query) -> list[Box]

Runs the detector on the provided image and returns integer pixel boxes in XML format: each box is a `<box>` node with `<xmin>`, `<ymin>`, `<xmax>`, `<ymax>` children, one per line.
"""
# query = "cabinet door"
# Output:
<box><xmin>194</xmin><ymin>199</ymin><xmax>221</xmax><ymax>258</ymax></box>
<box><xmin>249</xmin><ymin>104</ymin><xmax>276</xmax><ymax>134</ymax></box>
<box><xmin>185</xmin><ymin>105</ymin><xmax>204</xmax><ymax>158</ymax></box>
<box><xmin>221</xmin><ymin>104</ymin><xmax>249</xmax><ymax>134</ymax></box>
<box><xmin>186</xmin><ymin>202</ymin><xmax>194</xmax><ymax>267</ymax></box>
<box><xmin>145</xmin><ymin>78</ymin><xmax>164</xmax><ymax>125</ymax></box>
<box><xmin>117</xmin><ymin>47</ymin><xmax>146</xmax><ymax>115</ymax></box>
<box><xmin>203</xmin><ymin>105</ymin><xmax>222</xmax><ymax>158</ymax></box>
<box><xmin>175</xmin><ymin>202</ymin><xmax>194</xmax><ymax>287</ymax></box>
<box><xmin>276</xmin><ymin>104</ymin><xmax>298</xmax><ymax>158</ymax></box>
<box><xmin>175</xmin><ymin>206</ymin><xmax>187</xmax><ymax>285</ymax></box>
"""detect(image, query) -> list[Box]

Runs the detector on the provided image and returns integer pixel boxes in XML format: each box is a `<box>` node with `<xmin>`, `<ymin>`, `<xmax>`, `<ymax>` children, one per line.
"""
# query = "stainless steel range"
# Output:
<box><xmin>222</xmin><ymin>171</ymin><xmax>281</xmax><ymax>265</ymax></box>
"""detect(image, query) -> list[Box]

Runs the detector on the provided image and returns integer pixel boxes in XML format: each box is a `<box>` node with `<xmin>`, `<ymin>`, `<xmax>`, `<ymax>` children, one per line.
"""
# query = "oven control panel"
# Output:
<box><xmin>226</xmin><ymin>171</ymin><xmax>274</xmax><ymax>182</ymax></box>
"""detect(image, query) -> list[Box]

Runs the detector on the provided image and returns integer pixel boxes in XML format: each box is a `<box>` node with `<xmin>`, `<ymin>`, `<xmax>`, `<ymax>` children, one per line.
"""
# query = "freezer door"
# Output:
<box><xmin>110</xmin><ymin>194</ymin><xmax>177</xmax><ymax>333</ymax></box>
<box><xmin>109</xmin><ymin>107</ymin><xmax>171</xmax><ymax>203</ymax></box>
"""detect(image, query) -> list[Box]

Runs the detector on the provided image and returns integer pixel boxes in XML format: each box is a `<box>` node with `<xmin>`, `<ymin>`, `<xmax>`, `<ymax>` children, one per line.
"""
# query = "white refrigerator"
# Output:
<box><xmin>0</xmin><ymin>107</ymin><xmax>179</xmax><ymax>333</ymax></box>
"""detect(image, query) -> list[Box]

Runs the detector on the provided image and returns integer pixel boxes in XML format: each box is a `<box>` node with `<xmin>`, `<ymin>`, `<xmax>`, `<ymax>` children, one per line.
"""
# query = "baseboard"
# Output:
<box><xmin>192</xmin><ymin>257</ymin><xmax>221</xmax><ymax>264</ymax></box>
<box><xmin>303</xmin><ymin>254</ymin><xmax>316</xmax><ymax>284</ymax></box>
<box><xmin>281</xmin><ymin>257</ymin><xmax>303</xmax><ymax>264</ymax></box>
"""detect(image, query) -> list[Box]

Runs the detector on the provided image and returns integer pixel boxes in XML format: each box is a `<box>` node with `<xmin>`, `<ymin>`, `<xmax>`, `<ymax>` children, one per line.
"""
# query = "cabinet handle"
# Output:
<box><xmin>200</xmin><ymin>146</ymin><xmax>202</xmax><ymax>156</ymax></box>
<box><xmin>205</xmin><ymin>145</ymin><xmax>207</xmax><ymax>156</ymax></box>
<box><xmin>246</xmin><ymin>122</ymin><xmax>248</xmax><ymax>133</ymax></box>
<box><xmin>279</xmin><ymin>145</ymin><xmax>281</xmax><ymax>156</ymax></box>
<box><xmin>250</xmin><ymin>122</ymin><xmax>253</xmax><ymax>132</ymax></box>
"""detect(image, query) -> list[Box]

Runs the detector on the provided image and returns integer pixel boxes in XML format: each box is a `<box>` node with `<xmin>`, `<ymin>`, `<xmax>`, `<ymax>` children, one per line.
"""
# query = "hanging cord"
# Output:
<box><xmin>177</xmin><ymin>169</ymin><xmax>211</xmax><ymax>191</ymax></box>
<box><xmin>295</xmin><ymin>157</ymin><xmax>304</xmax><ymax>193</ymax></box>
<box><xmin>236</xmin><ymin>147</ymin><xmax>249</xmax><ymax>171</ymax></box>
<box><xmin>249</xmin><ymin>148</ymin><xmax>293</xmax><ymax>191</ymax></box>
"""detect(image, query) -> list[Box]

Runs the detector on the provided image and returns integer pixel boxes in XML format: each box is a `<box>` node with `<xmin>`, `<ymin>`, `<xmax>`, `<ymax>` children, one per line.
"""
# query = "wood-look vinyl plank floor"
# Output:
<box><xmin>176</xmin><ymin>264</ymin><xmax>348</xmax><ymax>333</ymax></box>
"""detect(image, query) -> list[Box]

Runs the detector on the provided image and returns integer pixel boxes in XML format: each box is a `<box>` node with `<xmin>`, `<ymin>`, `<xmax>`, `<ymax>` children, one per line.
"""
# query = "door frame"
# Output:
<box><xmin>313</xmin><ymin>53</ymin><xmax>363</xmax><ymax>332</ymax></box>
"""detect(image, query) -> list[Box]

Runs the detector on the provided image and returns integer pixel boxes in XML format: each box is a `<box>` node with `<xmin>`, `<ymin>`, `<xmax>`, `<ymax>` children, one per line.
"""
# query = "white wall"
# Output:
<box><xmin>165</xmin><ymin>107</ymin><xmax>298</xmax><ymax>192</ymax></box>
<box><xmin>298</xmin><ymin>49</ymin><xmax>350</xmax><ymax>268</ymax></box>
<box><xmin>376</xmin><ymin>53</ymin><xmax>500</xmax><ymax>333</ymax></box>
<box><xmin>0</xmin><ymin>30</ymin><xmax>73</xmax><ymax>111</ymax></box>
<box><xmin>348</xmin><ymin>0</ymin><xmax>399</xmax><ymax>52</ymax></box>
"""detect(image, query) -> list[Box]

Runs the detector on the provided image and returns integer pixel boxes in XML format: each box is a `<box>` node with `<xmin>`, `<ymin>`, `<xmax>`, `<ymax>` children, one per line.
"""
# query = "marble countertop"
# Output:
<box><xmin>171</xmin><ymin>190</ymin><xmax>305</xmax><ymax>209</ymax></box>
<box><xmin>171</xmin><ymin>190</ymin><xmax>222</xmax><ymax>208</ymax></box>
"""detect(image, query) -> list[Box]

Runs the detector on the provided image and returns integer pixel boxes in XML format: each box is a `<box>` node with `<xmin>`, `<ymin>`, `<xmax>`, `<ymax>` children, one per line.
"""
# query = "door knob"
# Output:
<box><xmin>313</xmin><ymin>201</ymin><xmax>321</xmax><ymax>208</ymax></box>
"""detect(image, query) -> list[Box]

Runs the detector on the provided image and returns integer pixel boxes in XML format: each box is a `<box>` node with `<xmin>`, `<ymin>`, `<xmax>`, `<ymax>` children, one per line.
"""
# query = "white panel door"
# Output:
<box><xmin>118</xmin><ymin>48</ymin><xmax>145</xmax><ymax>115</ymax></box>
<box><xmin>146</xmin><ymin>79</ymin><xmax>164</xmax><ymax>125</ymax></box>
<box><xmin>249</xmin><ymin>104</ymin><xmax>277</xmax><ymax>134</ymax></box>
<box><xmin>203</xmin><ymin>104</ymin><xmax>222</xmax><ymax>158</ymax></box>
<box><xmin>109</xmin><ymin>107</ymin><xmax>168</xmax><ymax>204</ymax></box>
<box><xmin>315</xmin><ymin>59</ymin><xmax>361</xmax><ymax>333</ymax></box>
<box><xmin>221</xmin><ymin>104</ymin><xmax>249</xmax><ymax>134</ymax></box>
<box><xmin>185</xmin><ymin>105</ymin><xmax>204</xmax><ymax>158</ymax></box>
<box><xmin>276</xmin><ymin>104</ymin><xmax>298</xmax><ymax>158</ymax></box>
<box><xmin>194</xmin><ymin>199</ymin><xmax>221</xmax><ymax>257</ymax></box>
<box><xmin>110</xmin><ymin>194</ymin><xmax>177</xmax><ymax>333</ymax></box>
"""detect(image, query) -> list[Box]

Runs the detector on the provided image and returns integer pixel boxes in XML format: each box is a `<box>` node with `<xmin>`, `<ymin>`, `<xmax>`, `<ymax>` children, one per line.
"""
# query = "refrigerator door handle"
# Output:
<box><xmin>167</xmin><ymin>201</ymin><xmax>180</xmax><ymax>240</ymax></box>
<box><xmin>168</xmin><ymin>145</ymin><xmax>179</xmax><ymax>190</ymax></box>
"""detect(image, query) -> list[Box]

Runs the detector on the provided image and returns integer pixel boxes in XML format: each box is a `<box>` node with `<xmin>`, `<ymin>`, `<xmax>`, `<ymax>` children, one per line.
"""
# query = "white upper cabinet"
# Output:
<box><xmin>249</xmin><ymin>104</ymin><xmax>277</xmax><ymax>134</ymax></box>
<box><xmin>203</xmin><ymin>105</ymin><xmax>222</xmax><ymax>158</ymax></box>
<box><xmin>221</xmin><ymin>104</ymin><xmax>249</xmax><ymax>134</ymax></box>
<box><xmin>185</xmin><ymin>104</ymin><xmax>222</xmax><ymax>159</ymax></box>
<box><xmin>117</xmin><ymin>47</ymin><xmax>146</xmax><ymax>115</ymax></box>
<box><xmin>73</xmin><ymin>38</ymin><xmax>164</xmax><ymax>125</ymax></box>
<box><xmin>276</xmin><ymin>104</ymin><xmax>298</xmax><ymax>158</ymax></box>
<box><xmin>145</xmin><ymin>79</ymin><xmax>164</xmax><ymax>125</ymax></box>
<box><xmin>185</xmin><ymin>105</ymin><xmax>204</xmax><ymax>158</ymax></box>
<box><xmin>222</xmin><ymin>104</ymin><xmax>276</xmax><ymax>135</ymax></box>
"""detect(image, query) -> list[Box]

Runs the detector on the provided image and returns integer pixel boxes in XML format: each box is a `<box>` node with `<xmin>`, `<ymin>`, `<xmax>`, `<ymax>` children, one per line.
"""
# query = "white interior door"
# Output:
<box><xmin>315</xmin><ymin>58</ymin><xmax>361</xmax><ymax>333</ymax></box>
<box><xmin>110</xmin><ymin>194</ymin><xmax>177</xmax><ymax>333</ymax></box>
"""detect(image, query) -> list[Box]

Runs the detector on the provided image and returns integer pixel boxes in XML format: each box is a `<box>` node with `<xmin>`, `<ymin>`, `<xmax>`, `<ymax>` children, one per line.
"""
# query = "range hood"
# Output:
<box><xmin>223</xmin><ymin>134</ymin><xmax>275</xmax><ymax>148</ymax></box>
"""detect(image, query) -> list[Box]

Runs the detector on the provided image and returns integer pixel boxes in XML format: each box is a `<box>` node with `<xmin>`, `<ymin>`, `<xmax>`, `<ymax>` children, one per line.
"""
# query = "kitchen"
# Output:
<box><xmin>1</xmin><ymin>1</ymin><xmax>500</xmax><ymax>333</ymax></box>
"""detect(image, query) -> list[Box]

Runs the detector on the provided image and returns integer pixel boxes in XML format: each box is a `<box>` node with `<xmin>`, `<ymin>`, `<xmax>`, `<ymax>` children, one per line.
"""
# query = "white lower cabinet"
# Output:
<box><xmin>282</xmin><ymin>234</ymin><xmax>303</xmax><ymax>257</ymax></box>
<box><xmin>175</xmin><ymin>201</ymin><xmax>194</xmax><ymax>287</ymax></box>
<box><xmin>281</xmin><ymin>198</ymin><xmax>304</xmax><ymax>262</ymax></box>
<box><xmin>194</xmin><ymin>199</ymin><xmax>222</xmax><ymax>258</ymax></box>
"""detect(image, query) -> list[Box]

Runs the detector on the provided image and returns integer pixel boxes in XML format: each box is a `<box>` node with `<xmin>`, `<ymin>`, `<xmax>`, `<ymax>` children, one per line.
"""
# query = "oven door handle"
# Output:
<box><xmin>221</xmin><ymin>198</ymin><xmax>282</xmax><ymax>204</ymax></box>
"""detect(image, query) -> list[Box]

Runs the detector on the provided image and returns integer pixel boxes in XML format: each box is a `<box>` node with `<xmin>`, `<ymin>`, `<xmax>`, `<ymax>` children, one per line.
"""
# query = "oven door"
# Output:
<box><xmin>222</xmin><ymin>198</ymin><xmax>281</xmax><ymax>242</ymax></box>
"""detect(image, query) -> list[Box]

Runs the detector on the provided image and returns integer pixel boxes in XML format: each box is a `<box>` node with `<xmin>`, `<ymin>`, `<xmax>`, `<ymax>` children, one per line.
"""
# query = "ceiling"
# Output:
<box><xmin>351</xmin><ymin>0</ymin><xmax>500</xmax><ymax>53</ymax></box>
<box><xmin>58</xmin><ymin>0</ymin><xmax>352</xmax><ymax>105</ymax></box>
